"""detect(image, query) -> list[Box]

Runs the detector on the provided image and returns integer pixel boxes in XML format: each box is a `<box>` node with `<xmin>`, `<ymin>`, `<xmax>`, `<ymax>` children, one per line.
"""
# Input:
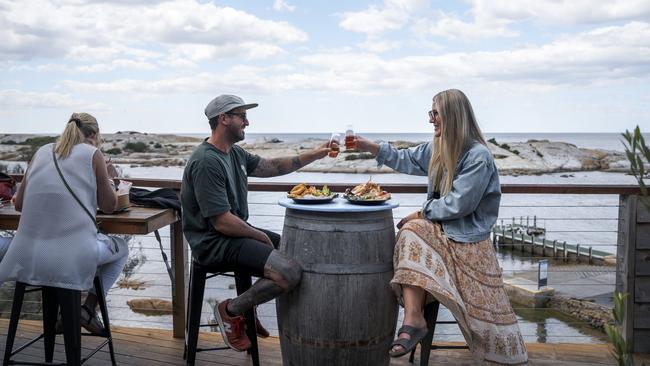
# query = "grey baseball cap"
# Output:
<box><xmin>204</xmin><ymin>94</ymin><xmax>258</xmax><ymax>119</ymax></box>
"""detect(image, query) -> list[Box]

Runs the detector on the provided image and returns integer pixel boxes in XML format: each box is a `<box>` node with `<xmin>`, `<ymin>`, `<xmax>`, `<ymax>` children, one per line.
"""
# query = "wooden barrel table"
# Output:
<box><xmin>277</xmin><ymin>198</ymin><xmax>399</xmax><ymax>366</ymax></box>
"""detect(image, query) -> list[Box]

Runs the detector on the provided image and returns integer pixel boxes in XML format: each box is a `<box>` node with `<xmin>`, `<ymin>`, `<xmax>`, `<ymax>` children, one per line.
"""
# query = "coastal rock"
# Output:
<box><xmin>0</xmin><ymin>133</ymin><xmax>635</xmax><ymax>176</ymax></box>
<box><xmin>127</xmin><ymin>298</ymin><xmax>172</xmax><ymax>316</ymax></box>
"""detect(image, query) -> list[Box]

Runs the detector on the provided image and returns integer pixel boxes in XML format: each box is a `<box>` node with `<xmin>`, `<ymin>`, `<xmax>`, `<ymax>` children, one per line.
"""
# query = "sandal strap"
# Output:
<box><xmin>81</xmin><ymin>304</ymin><xmax>95</xmax><ymax>326</ymax></box>
<box><xmin>397</xmin><ymin>325</ymin><xmax>426</xmax><ymax>337</ymax></box>
<box><xmin>391</xmin><ymin>338</ymin><xmax>412</xmax><ymax>349</ymax></box>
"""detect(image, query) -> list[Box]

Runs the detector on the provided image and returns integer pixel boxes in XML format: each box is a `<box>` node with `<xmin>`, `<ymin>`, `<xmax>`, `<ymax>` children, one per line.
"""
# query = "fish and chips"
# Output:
<box><xmin>345</xmin><ymin>179</ymin><xmax>391</xmax><ymax>201</ymax></box>
<box><xmin>288</xmin><ymin>183</ymin><xmax>332</xmax><ymax>199</ymax></box>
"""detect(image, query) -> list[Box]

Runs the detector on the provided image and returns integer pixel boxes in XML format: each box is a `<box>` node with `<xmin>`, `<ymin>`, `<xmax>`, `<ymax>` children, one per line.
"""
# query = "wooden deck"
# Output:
<box><xmin>3</xmin><ymin>319</ymin><xmax>647</xmax><ymax>365</ymax></box>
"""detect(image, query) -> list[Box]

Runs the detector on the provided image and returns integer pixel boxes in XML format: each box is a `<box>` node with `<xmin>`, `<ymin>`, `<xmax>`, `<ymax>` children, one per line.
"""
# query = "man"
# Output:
<box><xmin>181</xmin><ymin>94</ymin><xmax>332</xmax><ymax>352</ymax></box>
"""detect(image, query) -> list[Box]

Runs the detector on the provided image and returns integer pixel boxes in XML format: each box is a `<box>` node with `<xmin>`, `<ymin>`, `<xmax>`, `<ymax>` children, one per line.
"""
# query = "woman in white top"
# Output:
<box><xmin>0</xmin><ymin>113</ymin><xmax>128</xmax><ymax>334</ymax></box>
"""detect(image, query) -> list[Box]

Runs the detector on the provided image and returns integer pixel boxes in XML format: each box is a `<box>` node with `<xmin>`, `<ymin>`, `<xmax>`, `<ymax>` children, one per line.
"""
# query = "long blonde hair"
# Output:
<box><xmin>428</xmin><ymin>89</ymin><xmax>486</xmax><ymax>195</ymax></box>
<box><xmin>55</xmin><ymin>113</ymin><xmax>101</xmax><ymax>158</ymax></box>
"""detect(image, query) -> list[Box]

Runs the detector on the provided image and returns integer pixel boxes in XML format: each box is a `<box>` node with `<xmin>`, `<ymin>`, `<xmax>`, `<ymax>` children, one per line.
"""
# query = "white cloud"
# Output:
<box><xmin>0</xmin><ymin>89</ymin><xmax>107</xmax><ymax>110</ymax></box>
<box><xmin>0</xmin><ymin>0</ymin><xmax>307</xmax><ymax>65</ymax></box>
<box><xmin>62</xmin><ymin>21</ymin><xmax>649</xmax><ymax>96</ymax></box>
<box><xmin>414</xmin><ymin>12</ymin><xmax>518</xmax><ymax>41</ymax></box>
<box><xmin>469</xmin><ymin>0</ymin><xmax>650</xmax><ymax>24</ymax></box>
<box><xmin>273</xmin><ymin>0</ymin><xmax>295</xmax><ymax>12</ymax></box>
<box><xmin>339</xmin><ymin>0</ymin><xmax>427</xmax><ymax>36</ymax></box>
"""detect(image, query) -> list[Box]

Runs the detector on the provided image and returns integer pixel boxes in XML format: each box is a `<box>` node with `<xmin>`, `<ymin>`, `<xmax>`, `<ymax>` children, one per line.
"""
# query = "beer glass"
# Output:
<box><xmin>329</xmin><ymin>133</ymin><xmax>340</xmax><ymax>158</ymax></box>
<box><xmin>345</xmin><ymin>125</ymin><xmax>356</xmax><ymax>150</ymax></box>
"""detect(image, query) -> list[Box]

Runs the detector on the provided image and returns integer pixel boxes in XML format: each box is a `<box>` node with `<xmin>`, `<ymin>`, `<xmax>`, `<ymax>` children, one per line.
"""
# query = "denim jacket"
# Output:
<box><xmin>376</xmin><ymin>140</ymin><xmax>501</xmax><ymax>243</ymax></box>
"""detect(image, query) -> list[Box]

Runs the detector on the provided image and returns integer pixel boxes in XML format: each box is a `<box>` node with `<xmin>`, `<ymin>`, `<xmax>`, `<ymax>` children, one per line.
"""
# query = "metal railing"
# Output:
<box><xmin>1</xmin><ymin>177</ymin><xmax>642</xmax><ymax>344</ymax></box>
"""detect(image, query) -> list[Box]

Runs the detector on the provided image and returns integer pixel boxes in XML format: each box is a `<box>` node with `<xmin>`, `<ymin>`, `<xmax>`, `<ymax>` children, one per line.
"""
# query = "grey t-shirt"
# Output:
<box><xmin>181</xmin><ymin>141</ymin><xmax>260</xmax><ymax>265</ymax></box>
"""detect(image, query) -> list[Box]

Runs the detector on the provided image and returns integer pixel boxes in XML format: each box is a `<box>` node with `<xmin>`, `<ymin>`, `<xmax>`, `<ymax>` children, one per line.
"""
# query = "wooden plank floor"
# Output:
<box><xmin>1</xmin><ymin>319</ymin><xmax>645</xmax><ymax>365</ymax></box>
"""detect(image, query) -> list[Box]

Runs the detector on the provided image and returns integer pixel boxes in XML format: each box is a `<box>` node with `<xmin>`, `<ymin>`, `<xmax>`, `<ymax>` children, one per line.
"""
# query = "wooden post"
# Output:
<box><xmin>563</xmin><ymin>241</ymin><xmax>567</xmax><ymax>262</ymax></box>
<box><xmin>553</xmin><ymin>240</ymin><xmax>557</xmax><ymax>258</ymax></box>
<box><xmin>576</xmin><ymin>244</ymin><xmax>581</xmax><ymax>263</ymax></box>
<box><xmin>170</xmin><ymin>219</ymin><xmax>188</xmax><ymax>339</ymax></box>
<box><xmin>616</xmin><ymin>194</ymin><xmax>650</xmax><ymax>353</ymax></box>
<box><xmin>588</xmin><ymin>246</ymin><xmax>593</xmax><ymax>264</ymax></box>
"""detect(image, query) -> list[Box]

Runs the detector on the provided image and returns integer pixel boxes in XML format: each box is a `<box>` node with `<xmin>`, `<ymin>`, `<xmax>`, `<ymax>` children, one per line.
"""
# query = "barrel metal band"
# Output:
<box><xmin>281</xmin><ymin>330</ymin><xmax>395</xmax><ymax>349</ymax></box>
<box><xmin>301</xmin><ymin>262</ymin><xmax>393</xmax><ymax>274</ymax></box>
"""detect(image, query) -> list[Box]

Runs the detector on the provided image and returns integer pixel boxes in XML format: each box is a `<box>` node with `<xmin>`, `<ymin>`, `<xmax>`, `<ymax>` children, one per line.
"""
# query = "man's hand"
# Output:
<box><xmin>355</xmin><ymin>135</ymin><xmax>380</xmax><ymax>156</ymax></box>
<box><xmin>397</xmin><ymin>210</ymin><xmax>421</xmax><ymax>229</ymax></box>
<box><xmin>255</xmin><ymin>230</ymin><xmax>274</xmax><ymax>247</ymax></box>
<box><xmin>313</xmin><ymin>141</ymin><xmax>332</xmax><ymax>159</ymax></box>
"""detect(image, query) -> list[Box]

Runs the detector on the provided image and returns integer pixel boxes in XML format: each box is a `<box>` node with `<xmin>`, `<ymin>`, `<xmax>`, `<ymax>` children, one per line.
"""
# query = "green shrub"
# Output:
<box><xmin>154</xmin><ymin>143</ymin><xmax>162</xmax><ymax>149</ymax></box>
<box><xmin>605</xmin><ymin>293</ymin><xmax>634</xmax><ymax>366</ymax></box>
<box><xmin>124</xmin><ymin>141</ymin><xmax>149</xmax><ymax>153</ymax></box>
<box><xmin>488</xmin><ymin>137</ymin><xmax>498</xmax><ymax>145</ymax></box>
<box><xmin>105</xmin><ymin>148</ymin><xmax>122</xmax><ymax>155</ymax></box>
<box><xmin>23</xmin><ymin>136</ymin><xmax>57</xmax><ymax>147</ymax></box>
<box><xmin>344</xmin><ymin>153</ymin><xmax>375</xmax><ymax>161</ymax></box>
<box><xmin>622</xmin><ymin>126</ymin><xmax>650</xmax><ymax>210</ymax></box>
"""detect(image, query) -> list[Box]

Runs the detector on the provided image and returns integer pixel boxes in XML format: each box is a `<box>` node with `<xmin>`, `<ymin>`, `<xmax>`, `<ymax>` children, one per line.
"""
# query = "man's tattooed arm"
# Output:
<box><xmin>250</xmin><ymin>156</ymin><xmax>302</xmax><ymax>177</ymax></box>
<box><xmin>250</xmin><ymin>142</ymin><xmax>330</xmax><ymax>177</ymax></box>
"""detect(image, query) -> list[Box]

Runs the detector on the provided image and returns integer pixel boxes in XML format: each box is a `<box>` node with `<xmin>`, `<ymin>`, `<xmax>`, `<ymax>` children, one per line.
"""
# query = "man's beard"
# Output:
<box><xmin>227</xmin><ymin>123</ymin><xmax>245</xmax><ymax>143</ymax></box>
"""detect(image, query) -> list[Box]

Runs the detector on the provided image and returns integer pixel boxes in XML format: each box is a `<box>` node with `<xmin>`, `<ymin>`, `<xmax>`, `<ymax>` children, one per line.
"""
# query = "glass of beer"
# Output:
<box><xmin>345</xmin><ymin>125</ymin><xmax>356</xmax><ymax>150</ymax></box>
<box><xmin>329</xmin><ymin>133</ymin><xmax>340</xmax><ymax>158</ymax></box>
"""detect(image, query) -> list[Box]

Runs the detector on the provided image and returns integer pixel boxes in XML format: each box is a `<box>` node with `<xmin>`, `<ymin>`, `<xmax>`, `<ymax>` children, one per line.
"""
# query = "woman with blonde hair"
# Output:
<box><xmin>0</xmin><ymin>113</ymin><xmax>128</xmax><ymax>334</ymax></box>
<box><xmin>356</xmin><ymin>89</ymin><xmax>528</xmax><ymax>365</ymax></box>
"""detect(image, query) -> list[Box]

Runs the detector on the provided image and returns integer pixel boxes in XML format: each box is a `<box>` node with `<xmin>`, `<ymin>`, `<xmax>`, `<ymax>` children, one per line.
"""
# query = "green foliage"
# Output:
<box><xmin>124</xmin><ymin>141</ymin><xmax>149</xmax><ymax>153</ymax></box>
<box><xmin>488</xmin><ymin>137</ymin><xmax>498</xmax><ymax>145</ymax></box>
<box><xmin>605</xmin><ymin>293</ymin><xmax>634</xmax><ymax>366</ymax></box>
<box><xmin>105</xmin><ymin>147</ymin><xmax>122</xmax><ymax>155</ymax></box>
<box><xmin>622</xmin><ymin>126</ymin><xmax>650</xmax><ymax>210</ymax></box>
<box><xmin>154</xmin><ymin>143</ymin><xmax>162</xmax><ymax>149</ymax></box>
<box><xmin>344</xmin><ymin>153</ymin><xmax>375</xmax><ymax>161</ymax></box>
<box><xmin>22</xmin><ymin>136</ymin><xmax>57</xmax><ymax>147</ymax></box>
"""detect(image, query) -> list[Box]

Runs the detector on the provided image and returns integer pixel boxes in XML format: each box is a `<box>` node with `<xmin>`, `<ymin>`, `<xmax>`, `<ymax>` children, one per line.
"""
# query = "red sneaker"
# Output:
<box><xmin>254</xmin><ymin>306</ymin><xmax>270</xmax><ymax>338</ymax></box>
<box><xmin>213</xmin><ymin>299</ymin><xmax>251</xmax><ymax>352</ymax></box>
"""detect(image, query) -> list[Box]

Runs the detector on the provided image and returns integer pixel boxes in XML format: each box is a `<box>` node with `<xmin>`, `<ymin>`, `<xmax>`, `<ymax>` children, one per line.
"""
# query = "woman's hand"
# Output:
<box><xmin>355</xmin><ymin>135</ymin><xmax>380</xmax><ymax>155</ymax></box>
<box><xmin>397</xmin><ymin>210</ymin><xmax>421</xmax><ymax>229</ymax></box>
<box><xmin>106</xmin><ymin>159</ymin><xmax>118</xmax><ymax>179</ymax></box>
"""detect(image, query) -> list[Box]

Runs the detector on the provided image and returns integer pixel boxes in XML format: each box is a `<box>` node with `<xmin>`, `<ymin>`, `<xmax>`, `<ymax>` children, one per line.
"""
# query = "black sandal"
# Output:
<box><xmin>81</xmin><ymin>304</ymin><xmax>105</xmax><ymax>335</ymax></box>
<box><xmin>388</xmin><ymin>325</ymin><xmax>429</xmax><ymax>358</ymax></box>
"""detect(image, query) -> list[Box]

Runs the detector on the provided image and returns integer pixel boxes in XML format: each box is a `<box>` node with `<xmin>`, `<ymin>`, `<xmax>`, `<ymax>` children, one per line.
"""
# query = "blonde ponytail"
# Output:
<box><xmin>55</xmin><ymin>113</ymin><xmax>100</xmax><ymax>158</ymax></box>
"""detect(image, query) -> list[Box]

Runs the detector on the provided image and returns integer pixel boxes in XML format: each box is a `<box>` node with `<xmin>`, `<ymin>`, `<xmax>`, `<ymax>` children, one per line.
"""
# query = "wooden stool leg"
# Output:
<box><xmin>59</xmin><ymin>288</ymin><xmax>81</xmax><ymax>366</ymax></box>
<box><xmin>3</xmin><ymin>282</ymin><xmax>26</xmax><ymax>366</ymax></box>
<box><xmin>42</xmin><ymin>286</ymin><xmax>59</xmax><ymax>363</ymax></box>
<box><xmin>94</xmin><ymin>276</ymin><xmax>117</xmax><ymax>366</ymax></box>
<box><xmin>185</xmin><ymin>264</ymin><xmax>206</xmax><ymax>366</ymax></box>
<box><xmin>419</xmin><ymin>301</ymin><xmax>440</xmax><ymax>366</ymax></box>
<box><xmin>234</xmin><ymin>273</ymin><xmax>259</xmax><ymax>366</ymax></box>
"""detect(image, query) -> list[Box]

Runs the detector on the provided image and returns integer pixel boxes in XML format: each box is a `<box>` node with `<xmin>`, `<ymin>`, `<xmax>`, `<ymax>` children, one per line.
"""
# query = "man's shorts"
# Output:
<box><xmin>219</xmin><ymin>227</ymin><xmax>280</xmax><ymax>278</ymax></box>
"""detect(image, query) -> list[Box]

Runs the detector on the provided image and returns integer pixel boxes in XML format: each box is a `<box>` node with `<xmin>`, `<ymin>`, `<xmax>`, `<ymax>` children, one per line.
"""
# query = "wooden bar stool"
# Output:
<box><xmin>3</xmin><ymin>276</ymin><xmax>116</xmax><ymax>366</ymax></box>
<box><xmin>183</xmin><ymin>260</ymin><xmax>260</xmax><ymax>366</ymax></box>
<box><xmin>409</xmin><ymin>301</ymin><xmax>469</xmax><ymax>366</ymax></box>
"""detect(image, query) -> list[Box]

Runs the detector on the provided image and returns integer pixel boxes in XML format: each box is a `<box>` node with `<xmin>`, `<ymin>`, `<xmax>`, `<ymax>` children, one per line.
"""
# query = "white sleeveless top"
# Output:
<box><xmin>0</xmin><ymin>143</ymin><xmax>100</xmax><ymax>290</ymax></box>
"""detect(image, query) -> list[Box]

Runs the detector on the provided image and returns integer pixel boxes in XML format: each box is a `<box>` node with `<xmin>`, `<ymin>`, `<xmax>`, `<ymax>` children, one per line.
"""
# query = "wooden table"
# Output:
<box><xmin>0</xmin><ymin>205</ymin><xmax>188</xmax><ymax>339</ymax></box>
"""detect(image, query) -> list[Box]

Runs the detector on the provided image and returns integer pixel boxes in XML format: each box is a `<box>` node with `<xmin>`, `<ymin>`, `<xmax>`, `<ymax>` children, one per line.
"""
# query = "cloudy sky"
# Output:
<box><xmin>1</xmin><ymin>0</ymin><xmax>649</xmax><ymax>134</ymax></box>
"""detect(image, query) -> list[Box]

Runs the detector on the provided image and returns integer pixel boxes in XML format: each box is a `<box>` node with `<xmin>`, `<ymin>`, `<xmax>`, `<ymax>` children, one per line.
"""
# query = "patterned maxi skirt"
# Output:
<box><xmin>391</xmin><ymin>219</ymin><xmax>528</xmax><ymax>365</ymax></box>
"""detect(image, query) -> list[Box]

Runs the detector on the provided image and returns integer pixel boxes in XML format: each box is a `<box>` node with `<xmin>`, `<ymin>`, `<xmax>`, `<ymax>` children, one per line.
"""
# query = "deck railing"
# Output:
<box><xmin>3</xmin><ymin>177</ymin><xmax>648</xmax><ymax>352</ymax></box>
